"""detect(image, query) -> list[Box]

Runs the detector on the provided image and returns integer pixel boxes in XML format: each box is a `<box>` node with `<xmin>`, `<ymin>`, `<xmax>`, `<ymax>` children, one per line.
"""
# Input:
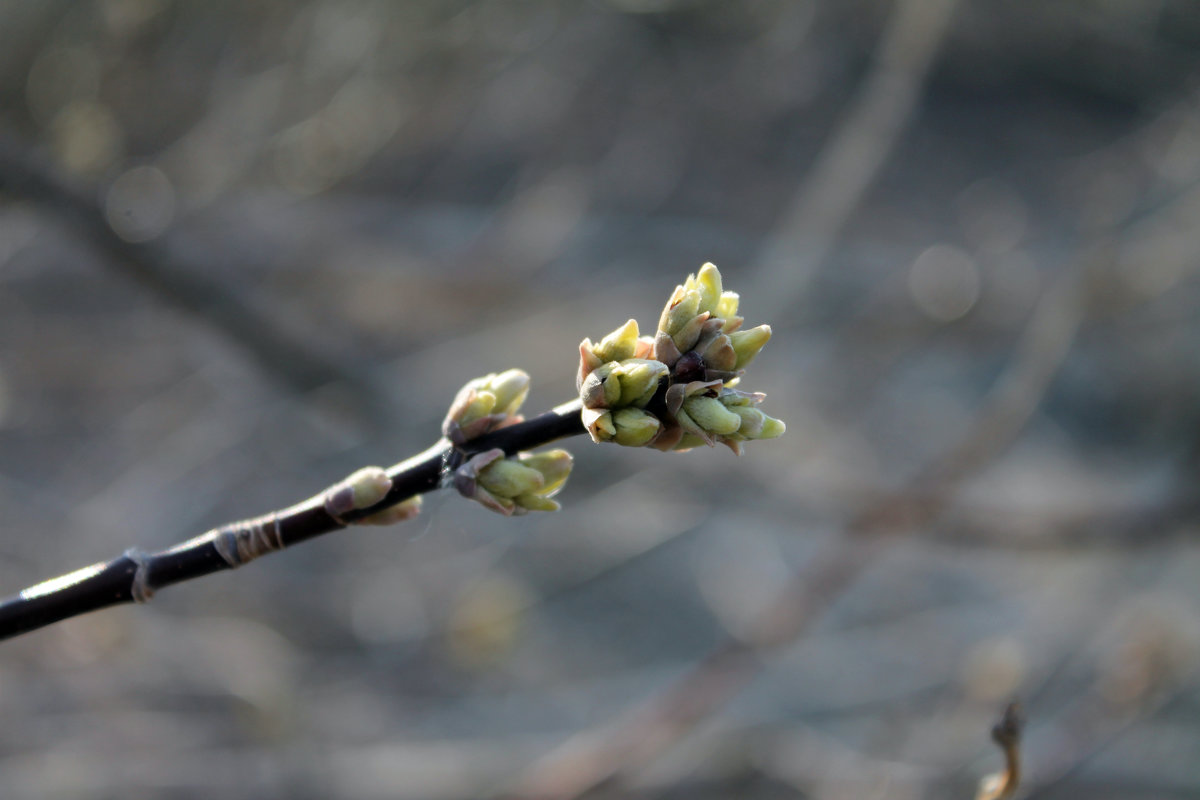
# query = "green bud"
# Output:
<box><xmin>359</xmin><ymin>495</ymin><xmax>422</xmax><ymax>525</ymax></box>
<box><xmin>683</xmin><ymin>396</ymin><xmax>742</xmax><ymax>436</ymax></box>
<box><xmin>593</xmin><ymin>319</ymin><xmax>640</xmax><ymax>363</ymax></box>
<box><xmin>727</xmin><ymin>405</ymin><xmax>766</xmax><ymax>438</ymax></box>
<box><xmin>478</xmin><ymin>458</ymin><xmax>545</xmax><ymax>499</ymax></box>
<box><xmin>453</xmin><ymin>449</ymin><xmax>513</xmax><ymax>515</ymax></box>
<box><xmin>444</xmin><ymin>370</ymin><xmax>530</xmax><ymax>444</ymax></box>
<box><xmin>323</xmin><ymin>466</ymin><xmax>393</xmax><ymax>522</ymax></box>
<box><xmin>729</xmin><ymin>325</ymin><xmax>771</xmax><ymax>369</ymax></box>
<box><xmin>657</xmin><ymin>284</ymin><xmax>701</xmax><ymax>338</ymax></box>
<box><xmin>514</xmin><ymin>494</ymin><xmax>560</xmax><ymax>513</ymax></box>
<box><xmin>488</xmin><ymin>368</ymin><xmax>530</xmax><ymax>418</ymax></box>
<box><xmin>716</xmin><ymin>389</ymin><xmax>760</xmax><ymax>407</ymax></box>
<box><xmin>672</xmin><ymin>432</ymin><xmax>710</xmax><ymax>451</ymax></box>
<box><xmin>757</xmin><ymin>413</ymin><xmax>786</xmax><ymax>439</ymax></box>
<box><xmin>613</xmin><ymin>358</ymin><xmax>668</xmax><ymax>407</ymax></box>
<box><xmin>460</xmin><ymin>390</ymin><xmax>497</xmax><ymax>425</ymax></box>
<box><xmin>518</xmin><ymin>449</ymin><xmax>573</xmax><ymax>495</ymax></box>
<box><xmin>579</xmin><ymin>363</ymin><xmax>622</xmax><ymax>409</ymax></box>
<box><xmin>611</xmin><ymin>407</ymin><xmax>662</xmax><ymax>447</ymax></box>
<box><xmin>455</xmin><ymin>447</ymin><xmax>572</xmax><ymax>516</ymax></box>
<box><xmin>695</xmin><ymin>263</ymin><xmax>723</xmax><ymax>315</ymax></box>
<box><xmin>716</xmin><ymin>291</ymin><xmax>739</xmax><ymax>320</ymax></box>
<box><xmin>671</xmin><ymin>311</ymin><xmax>710</xmax><ymax>353</ymax></box>
<box><xmin>699</xmin><ymin>334</ymin><xmax>737</xmax><ymax>373</ymax></box>
<box><xmin>582</xmin><ymin>407</ymin><xmax>616</xmax><ymax>442</ymax></box>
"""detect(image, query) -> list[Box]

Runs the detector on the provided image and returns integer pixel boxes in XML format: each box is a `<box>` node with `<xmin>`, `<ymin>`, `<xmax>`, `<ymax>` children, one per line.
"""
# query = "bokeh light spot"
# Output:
<box><xmin>104</xmin><ymin>165</ymin><xmax>176</xmax><ymax>242</ymax></box>
<box><xmin>908</xmin><ymin>244</ymin><xmax>981</xmax><ymax>322</ymax></box>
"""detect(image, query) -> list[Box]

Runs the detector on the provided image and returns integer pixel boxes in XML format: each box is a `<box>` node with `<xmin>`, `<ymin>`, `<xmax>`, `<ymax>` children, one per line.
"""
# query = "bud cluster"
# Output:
<box><xmin>443</xmin><ymin>369</ymin><xmax>575</xmax><ymax>515</ymax></box>
<box><xmin>454</xmin><ymin>447</ymin><xmax>574</xmax><ymax>516</ymax></box>
<box><xmin>578</xmin><ymin>263</ymin><xmax>785</xmax><ymax>454</ymax></box>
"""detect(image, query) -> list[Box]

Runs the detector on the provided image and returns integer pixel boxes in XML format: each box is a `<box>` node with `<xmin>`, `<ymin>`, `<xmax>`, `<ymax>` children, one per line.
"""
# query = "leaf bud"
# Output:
<box><xmin>729</xmin><ymin>325</ymin><xmax>772</xmax><ymax>369</ymax></box>
<box><xmin>611</xmin><ymin>407</ymin><xmax>662</xmax><ymax>447</ymax></box>
<box><xmin>613</xmin><ymin>358</ymin><xmax>668</xmax><ymax>407</ymax></box>
<box><xmin>682</xmin><ymin>395</ymin><xmax>742</xmax><ymax>436</ymax></box>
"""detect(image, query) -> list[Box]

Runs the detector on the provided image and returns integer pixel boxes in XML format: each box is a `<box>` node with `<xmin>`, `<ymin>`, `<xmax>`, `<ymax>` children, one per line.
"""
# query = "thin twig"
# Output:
<box><xmin>751</xmin><ymin>0</ymin><xmax>960</xmax><ymax>317</ymax></box>
<box><xmin>976</xmin><ymin>702</ymin><xmax>1023</xmax><ymax>800</ymax></box>
<box><xmin>0</xmin><ymin>401</ymin><xmax>584</xmax><ymax>641</ymax></box>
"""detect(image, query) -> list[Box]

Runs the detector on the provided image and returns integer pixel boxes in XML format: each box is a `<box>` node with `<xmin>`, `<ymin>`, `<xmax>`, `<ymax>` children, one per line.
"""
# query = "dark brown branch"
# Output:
<box><xmin>0</xmin><ymin>400</ymin><xmax>585</xmax><ymax>641</ymax></box>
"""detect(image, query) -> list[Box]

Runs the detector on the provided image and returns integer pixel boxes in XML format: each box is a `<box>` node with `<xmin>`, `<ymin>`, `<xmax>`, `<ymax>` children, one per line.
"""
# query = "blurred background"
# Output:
<box><xmin>1</xmin><ymin>1</ymin><xmax>1199</xmax><ymax>797</ymax></box>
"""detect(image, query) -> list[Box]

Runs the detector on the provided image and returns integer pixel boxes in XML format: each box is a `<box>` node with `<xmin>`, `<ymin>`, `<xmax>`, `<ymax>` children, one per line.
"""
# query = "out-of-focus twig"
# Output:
<box><xmin>751</xmin><ymin>0</ymin><xmax>960</xmax><ymax>317</ymax></box>
<box><xmin>0</xmin><ymin>131</ymin><xmax>384</xmax><ymax>420</ymax></box>
<box><xmin>1022</xmin><ymin>657</ymin><xmax>1199</xmax><ymax>798</ymax></box>
<box><xmin>853</xmin><ymin>262</ymin><xmax>1088</xmax><ymax>535</ymax></box>
<box><xmin>501</xmin><ymin>256</ymin><xmax>1085</xmax><ymax>800</ymax></box>
<box><xmin>976</xmin><ymin>702</ymin><xmax>1023</xmax><ymax>800</ymax></box>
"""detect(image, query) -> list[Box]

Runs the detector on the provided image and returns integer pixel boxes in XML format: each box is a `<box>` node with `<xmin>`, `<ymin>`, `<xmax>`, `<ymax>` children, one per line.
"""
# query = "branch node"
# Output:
<box><xmin>210</xmin><ymin>512</ymin><xmax>284</xmax><ymax>568</ymax></box>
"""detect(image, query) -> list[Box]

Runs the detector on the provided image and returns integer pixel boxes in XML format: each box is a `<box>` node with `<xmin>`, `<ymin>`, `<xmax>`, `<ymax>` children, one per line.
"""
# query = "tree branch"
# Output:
<box><xmin>0</xmin><ymin>400</ymin><xmax>584</xmax><ymax>641</ymax></box>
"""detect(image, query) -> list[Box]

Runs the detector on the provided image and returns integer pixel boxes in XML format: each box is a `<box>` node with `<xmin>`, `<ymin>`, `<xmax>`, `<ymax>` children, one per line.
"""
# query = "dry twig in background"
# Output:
<box><xmin>752</xmin><ymin>0</ymin><xmax>960</xmax><ymax>315</ymax></box>
<box><xmin>976</xmin><ymin>702</ymin><xmax>1023</xmax><ymax>800</ymax></box>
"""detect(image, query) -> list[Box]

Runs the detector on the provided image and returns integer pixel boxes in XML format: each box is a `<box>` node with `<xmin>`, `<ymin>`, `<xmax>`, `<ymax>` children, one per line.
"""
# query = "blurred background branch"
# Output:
<box><xmin>0</xmin><ymin>131</ymin><xmax>387</xmax><ymax>424</ymax></box>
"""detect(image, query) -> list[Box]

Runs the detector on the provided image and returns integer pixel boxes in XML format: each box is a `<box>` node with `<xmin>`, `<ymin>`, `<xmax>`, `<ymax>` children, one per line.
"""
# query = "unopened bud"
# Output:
<box><xmin>582</xmin><ymin>407</ymin><xmax>616</xmax><ymax>442</ymax></box>
<box><xmin>671</xmin><ymin>311</ymin><xmax>710</xmax><ymax>353</ymax></box>
<box><xmin>460</xmin><ymin>391</ymin><xmax>497</xmax><ymax>424</ymax></box>
<box><xmin>324</xmin><ymin>466</ymin><xmax>393</xmax><ymax>523</ymax></box>
<box><xmin>578</xmin><ymin>340</ymin><xmax>605</xmax><ymax>389</ymax></box>
<box><xmin>694</xmin><ymin>263</ymin><xmax>723</xmax><ymax>315</ymax></box>
<box><xmin>728</xmin><ymin>405</ymin><xmax>766</xmax><ymax>438</ymax></box>
<box><xmin>444</xmin><ymin>369</ymin><xmax>530</xmax><ymax>443</ymax></box>
<box><xmin>716</xmin><ymin>291</ymin><xmax>743</xmax><ymax>332</ymax></box>
<box><xmin>359</xmin><ymin>495</ymin><xmax>423</xmax><ymax>525</ymax></box>
<box><xmin>518</xmin><ymin>449</ymin><xmax>573</xmax><ymax>495</ymax></box>
<box><xmin>613</xmin><ymin>359</ymin><xmax>668</xmax><ymax>407</ymax></box>
<box><xmin>633</xmin><ymin>335</ymin><xmax>656</xmax><ymax>359</ymax></box>
<box><xmin>672</xmin><ymin>432</ymin><xmax>710</xmax><ymax>451</ymax></box>
<box><xmin>757</xmin><ymin>413</ymin><xmax>786</xmax><ymax>439</ymax></box>
<box><xmin>488</xmin><ymin>369</ymin><xmax>531</xmax><ymax>418</ymax></box>
<box><xmin>729</xmin><ymin>325</ymin><xmax>771</xmax><ymax>369</ymax></box>
<box><xmin>683</xmin><ymin>395</ymin><xmax>742</xmax><ymax>436</ymax></box>
<box><xmin>478</xmin><ymin>458</ymin><xmax>545</xmax><ymax>499</ymax></box>
<box><xmin>579</xmin><ymin>363</ymin><xmax>622</xmax><ymax>409</ymax></box>
<box><xmin>716</xmin><ymin>290</ymin><xmax>739</xmax><ymax>319</ymax></box>
<box><xmin>514</xmin><ymin>494</ymin><xmax>560</xmax><ymax>513</ymax></box>
<box><xmin>612</xmin><ymin>407</ymin><xmax>662</xmax><ymax>447</ymax></box>
<box><xmin>657</xmin><ymin>284</ymin><xmax>701</xmax><ymax>338</ymax></box>
<box><xmin>455</xmin><ymin>447</ymin><xmax>572</xmax><ymax>516</ymax></box>
<box><xmin>698</xmin><ymin>333</ymin><xmax>737</xmax><ymax>373</ymax></box>
<box><xmin>453</xmin><ymin>449</ymin><xmax>513</xmax><ymax>515</ymax></box>
<box><xmin>509</xmin><ymin>449</ymin><xmax>574</xmax><ymax>514</ymax></box>
<box><xmin>593</xmin><ymin>319</ymin><xmax>640</xmax><ymax>363</ymax></box>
